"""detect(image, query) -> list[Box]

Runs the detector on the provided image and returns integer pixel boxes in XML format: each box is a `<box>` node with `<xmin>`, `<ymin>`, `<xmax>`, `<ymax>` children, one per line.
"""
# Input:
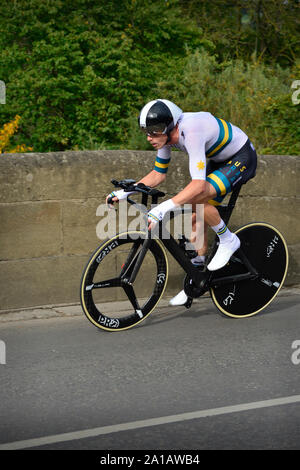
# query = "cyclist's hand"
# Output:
<box><xmin>106</xmin><ymin>190</ymin><xmax>127</xmax><ymax>208</ymax></box>
<box><xmin>147</xmin><ymin>210</ymin><xmax>160</xmax><ymax>230</ymax></box>
<box><xmin>106</xmin><ymin>187</ymin><xmax>138</xmax><ymax>209</ymax></box>
<box><xmin>106</xmin><ymin>193</ymin><xmax>118</xmax><ymax>209</ymax></box>
<box><xmin>147</xmin><ymin>199</ymin><xmax>177</xmax><ymax>230</ymax></box>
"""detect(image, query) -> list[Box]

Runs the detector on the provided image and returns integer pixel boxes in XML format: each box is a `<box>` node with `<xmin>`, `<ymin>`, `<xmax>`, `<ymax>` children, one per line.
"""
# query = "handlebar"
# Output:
<box><xmin>110</xmin><ymin>178</ymin><xmax>166</xmax><ymax>206</ymax></box>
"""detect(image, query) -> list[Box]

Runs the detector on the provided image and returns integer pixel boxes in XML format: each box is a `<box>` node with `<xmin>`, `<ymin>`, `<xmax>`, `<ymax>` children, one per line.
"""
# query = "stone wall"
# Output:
<box><xmin>0</xmin><ymin>150</ymin><xmax>299</xmax><ymax>311</ymax></box>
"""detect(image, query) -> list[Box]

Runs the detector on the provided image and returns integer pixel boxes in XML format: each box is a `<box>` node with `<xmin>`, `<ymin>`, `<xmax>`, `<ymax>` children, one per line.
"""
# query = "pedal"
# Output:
<box><xmin>184</xmin><ymin>297</ymin><xmax>193</xmax><ymax>309</ymax></box>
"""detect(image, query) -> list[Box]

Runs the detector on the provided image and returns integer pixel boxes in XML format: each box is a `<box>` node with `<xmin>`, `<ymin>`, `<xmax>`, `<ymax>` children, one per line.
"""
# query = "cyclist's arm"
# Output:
<box><xmin>171</xmin><ymin>131</ymin><xmax>209</xmax><ymax>205</ymax></box>
<box><xmin>107</xmin><ymin>148</ymin><xmax>169</xmax><ymax>205</ymax></box>
<box><xmin>172</xmin><ymin>179</ymin><xmax>207</xmax><ymax>206</ymax></box>
<box><xmin>137</xmin><ymin>147</ymin><xmax>171</xmax><ymax>188</ymax></box>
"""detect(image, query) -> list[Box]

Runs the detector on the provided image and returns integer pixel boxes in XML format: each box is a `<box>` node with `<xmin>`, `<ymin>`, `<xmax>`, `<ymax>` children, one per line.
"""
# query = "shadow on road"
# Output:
<box><xmin>132</xmin><ymin>292</ymin><xmax>299</xmax><ymax>330</ymax></box>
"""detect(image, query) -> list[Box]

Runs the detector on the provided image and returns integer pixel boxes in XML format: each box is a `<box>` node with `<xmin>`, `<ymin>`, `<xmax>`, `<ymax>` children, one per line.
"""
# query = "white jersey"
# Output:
<box><xmin>154</xmin><ymin>112</ymin><xmax>248</xmax><ymax>180</ymax></box>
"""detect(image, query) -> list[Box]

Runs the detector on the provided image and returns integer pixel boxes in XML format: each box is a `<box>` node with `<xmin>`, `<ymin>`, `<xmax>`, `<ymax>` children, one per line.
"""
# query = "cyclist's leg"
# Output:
<box><xmin>169</xmin><ymin>194</ymin><xmax>218</xmax><ymax>307</ymax></box>
<box><xmin>189</xmin><ymin>157</ymin><xmax>221</xmax><ymax>255</ymax></box>
<box><xmin>169</xmin><ymin>140</ymin><xmax>257</xmax><ymax>305</ymax></box>
<box><xmin>188</xmin><ymin>179</ymin><xmax>232</xmax><ymax>267</ymax></box>
<box><xmin>191</xmin><ymin>214</ymin><xmax>208</xmax><ymax>255</ymax></box>
<box><xmin>205</xmin><ymin>140</ymin><xmax>257</xmax><ymax>270</ymax></box>
<box><xmin>169</xmin><ymin>201</ymin><xmax>211</xmax><ymax>307</ymax></box>
<box><xmin>191</xmin><ymin>140</ymin><xmax>257</xmax><ymax>270</ymax></box>
<box><xmin>190</xmin><ymin>201</ymin><xmax>221</xmax><ymax>254</ymax></box>
<box><xmin>170</xmin><ymin>176</ymin><xmax>231</xmax><ymax>306</ymax></box>
<box><xmin>189</xmin><ymin>157</ymin><xmax>225</xmax><ymax>256</ymax></box>
<box><xmin>207</xmin><ymin>140</ymin><xmax>257</xmax><ymax>198</ymax></box>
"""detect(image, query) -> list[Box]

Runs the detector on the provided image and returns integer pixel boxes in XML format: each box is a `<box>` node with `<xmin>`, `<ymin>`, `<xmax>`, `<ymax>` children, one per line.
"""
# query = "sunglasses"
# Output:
<box><xmin>140</xmin><ymin>124</ymin><xmax>167</xmax><ymax>137</ymax></box>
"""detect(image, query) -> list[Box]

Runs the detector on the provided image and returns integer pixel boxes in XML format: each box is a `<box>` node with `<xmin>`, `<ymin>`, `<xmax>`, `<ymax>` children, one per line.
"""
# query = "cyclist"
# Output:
<box><xmin>106</xmin><ymin>99</ymin><xmax>257</xmax><ymax>306</ymax></box>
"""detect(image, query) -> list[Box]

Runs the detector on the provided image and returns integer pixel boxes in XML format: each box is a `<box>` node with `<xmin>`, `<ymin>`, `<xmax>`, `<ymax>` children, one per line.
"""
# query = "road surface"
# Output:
<box><xmin>0</xmin><ymin>290</ymin><xmax>299</xmax><ymax>450</ymax></box>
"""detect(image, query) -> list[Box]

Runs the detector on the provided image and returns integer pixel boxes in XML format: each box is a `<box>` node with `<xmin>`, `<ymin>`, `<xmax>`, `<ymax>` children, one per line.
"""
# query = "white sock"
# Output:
<box><xmin>191</xmin><ymin>255</ymin><xmax>206</xmax><ymax>265</ymax></box>
<box><xmin>211</xmin><ymin>219</ymin><xmax>234</xmax><ymax>243</ymax></box>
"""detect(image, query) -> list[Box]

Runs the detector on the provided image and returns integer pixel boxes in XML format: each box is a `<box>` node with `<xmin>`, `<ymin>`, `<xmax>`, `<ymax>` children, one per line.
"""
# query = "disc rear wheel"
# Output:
<box><xmin>210</xmin><ymin>223</ymin><xmax>289</xmax><ymax>318</ymax></box>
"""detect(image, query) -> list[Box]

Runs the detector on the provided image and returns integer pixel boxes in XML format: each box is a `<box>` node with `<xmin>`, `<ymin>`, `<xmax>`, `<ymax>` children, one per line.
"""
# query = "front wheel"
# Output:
<box><xmin>210</xmin><ymin>222</ymin><xmax>289</xmax><ymax>318</ymax></box>
<box><xmin>80</xmin><ymin>231</ymin><xmax>168</xmax><ymax>331</ymax></box>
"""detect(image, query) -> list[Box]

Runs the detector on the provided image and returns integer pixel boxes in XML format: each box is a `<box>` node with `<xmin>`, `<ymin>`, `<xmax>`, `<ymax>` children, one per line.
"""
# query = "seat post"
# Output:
<box><xmin>218</xmin><ymin>184</ymin><xmax>242</xmax><ymax>225</ymax></box>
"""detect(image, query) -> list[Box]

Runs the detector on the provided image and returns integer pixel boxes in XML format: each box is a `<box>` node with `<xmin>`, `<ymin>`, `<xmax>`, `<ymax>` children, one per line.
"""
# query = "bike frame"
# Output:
<box><xmin>81</xmin><ymin>180</ymin><xmax>288</xmax><ymax>330</ymax></box>
<box><xmin>126</xmin><ymin>183</ymin><xmax>258</xmax><ymax>292</ymax></box>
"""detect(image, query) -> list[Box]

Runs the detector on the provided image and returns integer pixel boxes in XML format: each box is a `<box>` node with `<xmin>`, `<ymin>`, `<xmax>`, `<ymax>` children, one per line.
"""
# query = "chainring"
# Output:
<box><xmin>184</xmin><ymin>274</ymin><xmax>208</xmax><ymax>298</ymax></box>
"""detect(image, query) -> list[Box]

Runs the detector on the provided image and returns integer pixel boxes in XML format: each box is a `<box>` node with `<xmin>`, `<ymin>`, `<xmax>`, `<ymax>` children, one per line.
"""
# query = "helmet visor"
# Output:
<box><xmin>140</xmin><ymin>123</ymin><xmax>167</xmax><ymax>136</ymax></box>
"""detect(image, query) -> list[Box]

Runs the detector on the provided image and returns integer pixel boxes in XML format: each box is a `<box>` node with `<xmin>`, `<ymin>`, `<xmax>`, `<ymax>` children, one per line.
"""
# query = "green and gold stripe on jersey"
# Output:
<box><xmin>154</xmin><ymin>156</ymin><xmax>171</xmax><ymax>174</ymax></box>
<box><xmin>206</xmin><ymin>117</ymin><xmax>233</xmax><ymax>158</ymax></box>
<box><xmin>206</xmin><ymin>169</ymin><xmax>231</xmax><ymax>197</ymax></box>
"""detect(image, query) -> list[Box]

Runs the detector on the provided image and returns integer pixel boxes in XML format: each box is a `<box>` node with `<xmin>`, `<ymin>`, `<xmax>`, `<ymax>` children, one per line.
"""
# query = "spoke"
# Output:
<box><xmin>122</xmin><ymin>284</ymin><xmax>143</xmax><ymax>317</ymax></box>
<box><xmin>120</xmin><ymin>242</ymin><xmax>142</xmax><ymax>278</ymax></box>
<box><xmin>85</xmin><ymin>277</ymin><xmax>122</xmax><ymax>291</ymax></box>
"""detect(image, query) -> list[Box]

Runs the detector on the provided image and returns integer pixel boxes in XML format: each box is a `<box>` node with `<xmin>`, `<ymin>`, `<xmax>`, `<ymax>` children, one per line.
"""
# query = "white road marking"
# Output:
<box><xmin>1</xmin><ymin>394</ymin><xmax>300</xmax><ymax>450</ymax></box>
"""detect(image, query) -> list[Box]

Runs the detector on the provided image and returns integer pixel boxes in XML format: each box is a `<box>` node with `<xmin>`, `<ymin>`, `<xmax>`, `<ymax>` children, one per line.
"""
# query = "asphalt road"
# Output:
<box><xmin>0</xmin><ymin>291</ymin><xmax>299</xmax><ymax>451</ymax></box>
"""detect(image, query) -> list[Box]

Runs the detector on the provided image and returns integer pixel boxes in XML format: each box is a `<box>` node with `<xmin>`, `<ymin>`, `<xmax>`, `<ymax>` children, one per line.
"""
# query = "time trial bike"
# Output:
<box><xmin>80</xmin><ymin>179</ymin><xmax>289</xmax><ymax>332</ymax></box>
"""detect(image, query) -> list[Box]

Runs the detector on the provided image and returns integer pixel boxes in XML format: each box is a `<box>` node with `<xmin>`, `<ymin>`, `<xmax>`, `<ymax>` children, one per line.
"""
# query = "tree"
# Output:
<box><xmin>179</xmin><ymin>0</ymin><xmax>300</xmax><ymax>65</ymax></box>
<box><xmin>0</xmin><ymin>0</ymin><xmax>204</xmax><ymax>151</ymax></box>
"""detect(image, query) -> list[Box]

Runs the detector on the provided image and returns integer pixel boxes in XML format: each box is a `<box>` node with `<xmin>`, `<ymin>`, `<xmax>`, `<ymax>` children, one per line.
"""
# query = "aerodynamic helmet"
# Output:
<box><xmin>138</xmin><ymin>99</ymin><xmax>183</xmax><ymax>136</ymax></box>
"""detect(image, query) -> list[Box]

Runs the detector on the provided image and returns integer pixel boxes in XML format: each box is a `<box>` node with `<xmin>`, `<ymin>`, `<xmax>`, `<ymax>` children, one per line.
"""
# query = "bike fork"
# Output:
<box><xmin>127</xmin><ymin>235</ymin><xmax>152</xmax><ymax>285</ymax></box>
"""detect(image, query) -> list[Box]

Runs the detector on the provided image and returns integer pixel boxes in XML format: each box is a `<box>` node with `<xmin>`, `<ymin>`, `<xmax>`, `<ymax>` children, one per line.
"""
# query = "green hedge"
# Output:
<box><xmin>0</xmin><ymin>0</ymin><xmax>299</xmax><ymax>155</ymax></box>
